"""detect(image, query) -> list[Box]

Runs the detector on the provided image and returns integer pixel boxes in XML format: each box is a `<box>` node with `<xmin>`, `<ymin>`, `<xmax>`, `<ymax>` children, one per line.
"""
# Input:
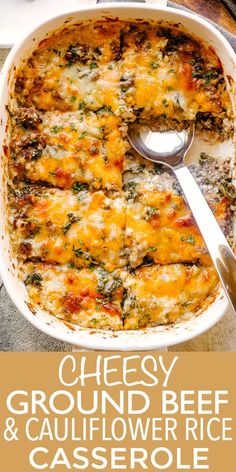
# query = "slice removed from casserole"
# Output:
<box><xmin>23</xmin><ymin>263</ymin><xmax>123</xmax><ymax>330</ymax></box>
<box><xmin>10</xmin><ymin>187</ymin><xmax>126</xmax><ymax>272</ymax></box>
<box><xmin>122</xmin><ymin>264</ymin><xmax>219</xmax><ymax>330</ymax></box>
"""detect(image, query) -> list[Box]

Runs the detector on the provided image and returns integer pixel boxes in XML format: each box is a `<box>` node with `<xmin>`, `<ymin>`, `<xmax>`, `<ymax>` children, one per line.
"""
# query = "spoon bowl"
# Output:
<box><xmin>128</xmin><ymin>123</ymin><xmax>194</xmax><ymax>168</ymax></box>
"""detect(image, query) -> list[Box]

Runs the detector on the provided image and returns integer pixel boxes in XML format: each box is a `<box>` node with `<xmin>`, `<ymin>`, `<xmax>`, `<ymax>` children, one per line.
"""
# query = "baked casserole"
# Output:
<box><xmin>7</xmin><ymin>20</ymin><xmax>235</xmax><ymax>330</ymax></box>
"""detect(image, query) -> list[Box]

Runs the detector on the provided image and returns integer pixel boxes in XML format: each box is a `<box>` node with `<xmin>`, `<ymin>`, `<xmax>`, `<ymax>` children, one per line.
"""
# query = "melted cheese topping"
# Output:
<box><xmin>23</xmin><ymin>262</ymin><xmax>218</xmax><ymax>330</ymax></box>
<box><xmin>10</xmin><ymin>110</ymin><xmax>127</xmax><ymax>190</ymax></box>
<box><xmin>125</xmin><ymin>179</ymin><xmax>211</xmax><ymax>267</ymax></box>
<box><xmin>14</xmin><ymin>21</ymin><xmax>231</xmax><ymax>121</ymax></box>
<box><xmin>24</xmin><ymin>263</ymin><xmax>123</xmax><ymax>330</ymax></box>
<box><xmin>8</xmin><ymin>20</ymin><xmax>233</xmax><ymax>330</ymax></box>
<box><xmin>122</xmin><ymin>264</ymin><xmax>218</xmax><ymax>329</ymax></box>
<box><xmin>11</xmin><ymin>188</ymin><xmax>126</xmax><ymax>272</ymax></box>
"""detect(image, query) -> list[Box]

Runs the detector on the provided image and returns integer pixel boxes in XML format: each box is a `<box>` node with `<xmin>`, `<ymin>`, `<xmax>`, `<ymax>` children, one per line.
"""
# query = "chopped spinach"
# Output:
<box><xmin>72</xmin><ymin>182</ymin><xmax>89</xmax><ymax>193</ymax></box>
<box><xmin>73</xmin><ymin>248</ymin><xmax>84</xmax><ymax>258</ymax></box>
<box><xmin>125</xmin><ymin>181</ymin><xmax>138</xmax><ymax>200</ymax></box>
<box><xmin>31</xmin><ymin>148</ymin><xmax>42</xmax><ymax>161</ymax></box>
<box><xmin>97</xmin><ymin>268</ymin><xmax>122</xmax><ymax>299</ymax></box>
<box><xmin>95</xmin><ymin>106</ymin><xmax>114</xmax><ymax>115</ymax></box>
<box><xmin>78</xmin><ymin>100</ymin><xmax>86</xmax><ymax>110</ymax></box>
<box><xmin>24</xmin><ymin>273</ymin><xmax>42</xmax><ymax>287</ymax></box>
<box><xmin>219</xmin><ymin>180</ymin><xmax>236</xmax><ymax>200</ymax></box>
<box><xmin>73</xmin><ymin>247</ymin><xmax>98</xmax><ymax>264</ymax></box>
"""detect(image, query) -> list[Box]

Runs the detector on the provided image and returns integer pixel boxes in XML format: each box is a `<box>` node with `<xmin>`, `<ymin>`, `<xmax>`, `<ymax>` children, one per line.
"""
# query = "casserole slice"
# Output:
<box><xmin>125</xmin><ymin>177</ymin><xmax>210</xmax><ymax>267</ymax></box>
<box><xmin>10</xmin><ymin>187</ymin><xmax>126</xmax><ymax>272</ymax></box>
<box><xmin>119</xmin><ymin>23</ymin><xmax>232</xmax><ymax>134</ymax></box>
<box><xmin>22</xmin><ymin>262</ymin><xmax>218</xmax><ymax>331</ymax></box>
<box><xmin>9</xmin><ymin>109</ymin><xmax>127</xmax><ymax>191</ymax></box>
<box><xmin>23</xmin><ymin>263</ymin><xmax>124</xmax><ymax>330</ymax></box>
<box><xmin>122</xmin><ymin>264</ymin><xmax>219</xmax><ymax>330</ymax></box>
<box><xmin>14</xmin><ymin>22</ymin><xmax>125</xmax><ymax>113</ymax></box>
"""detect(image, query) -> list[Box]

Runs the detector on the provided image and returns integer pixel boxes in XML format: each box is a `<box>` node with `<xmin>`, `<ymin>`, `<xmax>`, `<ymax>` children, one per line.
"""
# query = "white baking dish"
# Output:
<box><xmin>0</xmin><ymin>3</ymin><xmax>235</xmax><ymax>350</ymax></box>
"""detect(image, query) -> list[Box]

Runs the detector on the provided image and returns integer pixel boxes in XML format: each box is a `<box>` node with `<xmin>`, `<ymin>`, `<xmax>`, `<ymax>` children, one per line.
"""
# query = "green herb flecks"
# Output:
<box><xmin>72</xmin><ymin>182</ymin><xmax>89</xmax><ymax>193</ymax></box>
<box><xmin>204</xmin><ymin>69</ymin><xmax>220</xmax><ymax>84</ymax></box>
<box><xmin>63</xmin><ymin>213</ymin><xmax>81</xmax><ymax>234</ymax></box>
<box><xmin>90</xmin><ymin>145</ymin><xmax>99</xmax><ymax>155</ymax></box>
<box><xmin>181</xmin><ymin>235</ymin><xmax>195</xmax><ymax>245</ymax></box>
<box><xmin>70</xmin><ymin>123</ymin><xmax>77</xmax><ymax>132</ymax></box>
<box><xmin>150</xmin><ymin>62</ymin><xmax>160</xmax><ymax>70</ymax></box>
<box><xmin>95</xmin><ymin>106</ymin><xmax>114</xmax><ymax>116</ymax></box>
<box><xmin>89</xmin><ymin>61</ymin><xmax>98</xmax><ymax>70</ymax></box>
<box><xmin>73</xmin><ymin>247</ymin><xmax>99</xmax><ymax>265</ymax></box>
<box><xmin>147</xmin><ymin>246</ymin><xmax>157</xmax><ymax>252</ymax></box>
<box><xmin>51</xmin><ymin>125</ymin><xmax>64</xmax><ymax>134</ymax></box>
<box><xmin>79</xmin><ymin>131</ymin><xmax>88</xmax><ymax>138</ymax></box>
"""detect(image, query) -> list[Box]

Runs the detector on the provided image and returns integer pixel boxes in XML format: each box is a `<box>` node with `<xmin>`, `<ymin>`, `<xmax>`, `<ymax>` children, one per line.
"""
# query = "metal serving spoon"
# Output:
<box><xmin>128</xmin><ymin>123</ymin><xmax>236</xmax><ymax>314</ymax></box>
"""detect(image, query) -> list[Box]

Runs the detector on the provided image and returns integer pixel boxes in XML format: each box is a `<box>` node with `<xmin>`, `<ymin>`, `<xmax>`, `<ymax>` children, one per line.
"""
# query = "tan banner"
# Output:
<box><xmin>0</xmin><ymin>353</ymin><xmax>235</xmax><ymax>471</ymax></box>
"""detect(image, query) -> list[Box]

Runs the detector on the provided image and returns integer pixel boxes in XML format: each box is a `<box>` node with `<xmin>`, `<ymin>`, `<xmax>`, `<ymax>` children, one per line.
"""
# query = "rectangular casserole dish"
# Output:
<box><xmin>0</xmin><ymin>2</ymin><xmax>235</xmax><ymax>350</ymax></box>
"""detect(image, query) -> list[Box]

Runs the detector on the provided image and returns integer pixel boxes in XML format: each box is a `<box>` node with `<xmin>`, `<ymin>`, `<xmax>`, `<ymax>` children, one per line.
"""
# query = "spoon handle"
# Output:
<box><xmin>174</xmin><ymin>164</ymin><xmax>236</xmax><ymax>314</ymax></box>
